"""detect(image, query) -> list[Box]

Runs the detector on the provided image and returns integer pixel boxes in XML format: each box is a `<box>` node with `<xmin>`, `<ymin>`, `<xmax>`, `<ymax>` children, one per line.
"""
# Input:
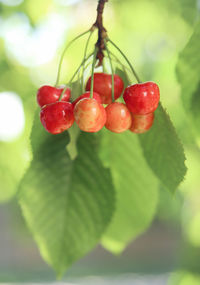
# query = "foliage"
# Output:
<box><xmin>0</xmin><ymin>0</ymin><xmax>200</xmax><ymax>281</ymax></box>
<box><xmin>177</xmin><ymin>20</ymin><xmax>200</xmax><ymax>136</ymax></box>
<box><xmin>18</xmin><ymin>115</ymin><xmax>115</xmax><ymax>277</ymax></box>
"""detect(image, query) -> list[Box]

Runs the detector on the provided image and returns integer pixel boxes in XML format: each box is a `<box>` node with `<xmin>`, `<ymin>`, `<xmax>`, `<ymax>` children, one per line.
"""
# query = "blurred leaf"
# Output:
<box><xmin>115</xmin><ymin>67</ymin><xmax>130</xmax><ymax>88</ymax></box>
<box><xmin>0</xmin><ymin>140</ymin><xmax>27</xmax><ymax>202</ymax></box>
<box><xmin>179</xmin><ymin>244</ymin><xmax>200</xmax><ymax>274</ymax></box>
<box><xmin>151</xmin><ymin>0</ymin><xmax>198</xmax><ymax>25</ymax></box>
<box><xmin>99</xmin><ymin>129</ymin><xmax>158</xmax><ymax>254</ymax></box>
<box><xmin>18</xmin><ymin>115</ymin><xmax>115</xmax><ymax>277</ymax></box>
<box><xmin>169</xmin><ymin>271</ymin><xmax>200</xmax><ymax>285</ymax></box>
<box><xmin>179</xmin><ymin>0</ymin><xmax>198</xmax><ymax>25</ymax></box>
<box><xmin>156</xmin><ymin>185</ymin><xmax>182</xmax><ymax>225</ymax></box>
<box><xmin>139</xmin><ymin>104</ymin><xmax>187</xmax><ymax>193</ymax></box>
<box><xmin>21</xmin><ymin>0</ymin><xmax>53</xmax><ymax>24</ymax></box>
<box><xmin>177</xmin><ymin>20</ymin><xmax>200</xmax><ymax>135</ymax></box>
<box><xmin>70</xmin><ymin>79</ymin><xmax>82</xmax><ymax>101</ymax></box>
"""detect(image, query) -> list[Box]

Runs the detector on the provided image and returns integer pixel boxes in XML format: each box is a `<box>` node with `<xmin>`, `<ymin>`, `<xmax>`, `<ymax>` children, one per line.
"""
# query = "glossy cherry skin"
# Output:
<box><xmin>74</xmin><ymin>98</ymin><xmax>106</xmax><ymax>132</ymax></box>
<box><xmin>130</xmin><ymin>112</ymin><xmax>154</xmax><ymax>134</ymax></box>
<box><xmin>37</xmin><ymin>85</ymin><xmax>71</xmax><ymax>108</ymax></box>
<box><xmin>40</xmin><ymin>102</ymin><xmax>74</xmax><ymax>134</ymax></box>
<box><xmin>105</xmin><ymin>102</ymin><xmax>132</xmax><ymax>133</ymax></box>
<box><xmin>123</xmin><ymin>82</ymin><xmax>160</xmax><ymax>115</ymax></box>
<box><xmin>72</xmin><ymin>91</ymin><xmax>102</xmax><ymax>107</ymax></box>
<box><xmin>85</xmin><ymin>73</ymin><xmax>124</xmax><ymax>104</ymax></box>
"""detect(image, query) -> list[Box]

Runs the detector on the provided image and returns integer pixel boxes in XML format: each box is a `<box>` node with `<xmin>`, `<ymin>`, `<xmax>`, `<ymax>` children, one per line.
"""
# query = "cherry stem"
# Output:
<box><xmin>55</xmin><ymin>29</ymin><xmax>90</xmax><ymax>87</ymax></box>
<box><xmin>58</xmin><ymin>53</ymin><xmax>93</xmax><ymax>101</ymax></box>
<box><xmin>104</xmin><ymin>41</ymin><xmax>115</xmax><ymax>102</ymax></box>
<box><xmin>90</xmin><ymin>47</ymin><xmax>98</xmax><ymax>99</ymax></box>
<box><xmin>81</xmin><ymin>30</ymin><xmax>95</xmax><ymax>93</ymax></box>
<box><xmin>107</xmin><ymin>38</ymin><xmax>142</xmax><ymax>83</ymax></box>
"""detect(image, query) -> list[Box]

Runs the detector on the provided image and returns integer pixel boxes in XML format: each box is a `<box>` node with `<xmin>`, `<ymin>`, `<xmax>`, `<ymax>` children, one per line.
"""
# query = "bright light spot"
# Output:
<box><xmin>0</xmin><ymin>92</ymin><xmax>25</xmax><ymax>142</ymax></box>
<box><xmin>55</xmin><ymin>0</ymin><xmax>81</xmax><ymax>6</ymax></box>
<box><xmin>0</xmin><ymin>0</ymin><xmax>23</xmax><ymax>6</ymax></box>
<box><xmin>1</xmin><ymin>13</ymin><xmax>70</xmax><ymax>67</ymax></box>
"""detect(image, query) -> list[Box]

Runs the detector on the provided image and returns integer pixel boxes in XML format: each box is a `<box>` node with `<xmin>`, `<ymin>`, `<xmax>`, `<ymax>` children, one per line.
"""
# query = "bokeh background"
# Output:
<box><xmin>0</xmin><ymin>0</ymin><xmax>200</xmax><ymax>284</ymax></box>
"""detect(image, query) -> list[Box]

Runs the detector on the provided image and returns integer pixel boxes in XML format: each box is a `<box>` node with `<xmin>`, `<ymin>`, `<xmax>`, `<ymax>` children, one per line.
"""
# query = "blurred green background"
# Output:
<box><xmin>0</xmin><ymin>0</ymin><xmax>200</xmax><ymax>283</ymax></box>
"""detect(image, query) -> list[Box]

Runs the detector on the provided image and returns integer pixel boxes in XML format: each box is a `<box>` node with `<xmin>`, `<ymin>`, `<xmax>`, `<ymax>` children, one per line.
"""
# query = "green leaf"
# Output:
<box><xmin>177</xmin><ymin>20</ymin><xmax>200</xmax><ymax>135</ymax></box>
<box><xmin>179</xmin><ymin>0</ymin><xmax>198</xmax><ymax>25</ymax></box>
<box><xmin>99</xmin><ymin>129</ymin><xmax>158</xmax><ymax>254</ymax></box>
<box><xmin>114</xmin><ymin>67</ymin><xmax>186</xmax><ymax>193</ymax></box>
<box><xmin>139</xmin><ymin>104</ymin><xmax>187</xmax><ymax>193</ymax></box>
<box><xmin>18</xmin><ymin>115</ymin><xmax>115</xmax><ymax>277</ymax></box>
<box><xmin>115</xmin><ymin>67</ymin><xmax>131</xmax><ymax>88</ymax></box>
<box><xmin>70</xmin><ymin>79</ymin><xmax>82</xmax><ymax>101</ymax></box>
<box><xmin>151</xmin><ymin>0</ymin><xmax>198</xmax><ymax>25</ymax></box>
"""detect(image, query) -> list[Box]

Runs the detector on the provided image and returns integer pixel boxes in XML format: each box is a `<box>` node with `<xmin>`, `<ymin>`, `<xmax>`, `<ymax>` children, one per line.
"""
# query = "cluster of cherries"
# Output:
<box><xmin>37</xmin><ymin>73</ymin><xmax>160</xmax><ymax>135</ymax></box>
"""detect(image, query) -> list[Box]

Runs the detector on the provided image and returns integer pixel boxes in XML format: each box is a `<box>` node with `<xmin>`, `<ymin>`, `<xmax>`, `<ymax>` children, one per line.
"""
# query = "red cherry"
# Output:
<box><xmin>85</xmin><ymin>73</ymin><xmax>124</xmax><ymax>104</ymax></box>
<box><xmin>40</xmin><ymin>102</ymin><xmax>74</xmax><ymax>134</ymax></box>
<box><xmin>74</xmin><ymin>98</ymin><xmax>106</xmax><ymax>132</ymax></box>
<box><xmin>72</xmin><ymin>91</ymin><xmax>102</xmax><ymax>107</ymax></box>
<box><xmin>130</xmin><ymin>112</ymin><xmax>154</xmax><ymax>134</ymax></box>
<box><xmin>105</xmin><ymin>102</ymin><xmax>132</xmax><ymax>133</ymax></box>
<box><xmin>123</xmin><ymin>82</ymin><xmax>160</xmax><ymax>115</ymax></box>
<box><xmin>37</xmin><ymin>85</ymin><xmax>71</xmax><ymax>108</ymax></box>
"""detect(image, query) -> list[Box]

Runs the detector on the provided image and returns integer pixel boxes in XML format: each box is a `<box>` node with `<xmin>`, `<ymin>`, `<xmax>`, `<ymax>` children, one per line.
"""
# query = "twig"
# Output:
<box><xmin>93</xmin><ymin>0</ymin><xmax>108</xmax><ymax>66</ymax></box>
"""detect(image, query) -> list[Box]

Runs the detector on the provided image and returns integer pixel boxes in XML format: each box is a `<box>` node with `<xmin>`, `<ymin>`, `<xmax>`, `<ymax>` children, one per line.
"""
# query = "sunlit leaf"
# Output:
<box><xmin>99</xmin><ymin>129</ymin><xmax>158</xmax><ymax>254</ymax></box>
<box><xmin>18</xmin><ymin>115</ymin><xmax>115</xmax><ymax>277</ymax></box>
<box><xmin>139</xmin><ymin>104</ymin><xmax>187</xmax><ymax>193</ymax></box>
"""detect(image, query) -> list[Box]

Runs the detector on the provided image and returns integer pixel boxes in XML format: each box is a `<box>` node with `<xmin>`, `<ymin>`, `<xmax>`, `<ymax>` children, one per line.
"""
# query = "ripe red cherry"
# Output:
<box><xmin>37</xmin><ymin>85</ymin><xmax>71</xmax><ymax>108</ymax></box>
<box><xmin>85</xmin><ymin>73</ymin><xmax>124</xmax><ymax>104</ymax></box>
<box><xmin>123</xmin><ymin>82</ymin><xmax>160</xmax><ymax>115</ymax></box>
<box><xmin>105</xmin><ymin>102</ymin><xmax>132</xmax><ymax>133</ymax></box>
<box><xmin>72</xmin><ymin>91</ymin><xmax>102</xmax><ymax>107</ymax></box>
<box><xmin>74</xmin><ymin>98</ymin><xmax>106</xmax><ymax>132</ymax></box>
<box><xmin>130</xmin><ymin>112</ymin><xmax>154</xmax><ymax>134</ymax></box>
<box><xmin>40</xmin><ymin>102</ymin><xmax>74</xmax><ymax>134</ymax></box>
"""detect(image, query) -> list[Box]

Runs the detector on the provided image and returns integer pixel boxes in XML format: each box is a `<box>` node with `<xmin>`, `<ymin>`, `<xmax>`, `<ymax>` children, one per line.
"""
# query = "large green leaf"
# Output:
<box><xmin>115</xmin><ymin>68</ymin><xmax>187</xmax><ymax>193</ymax></box>
<box><xmin>139</xmin><ymin>104</ymin><xmax>187</xmax><ymax>193</ymax></box>
<box><xmin>177</xmin><ymin>20</ymin><xmax>200</xmax><ymax>135</ymax></box>
<box><xmin>99</xmin><ymin>129</ymin><xmax>158</xmax><ymax>254</ymax></box>
<box><xmin>18</xmin><ymin>116</ymin><xmax>115</xmax><ymax>277</ymax></box>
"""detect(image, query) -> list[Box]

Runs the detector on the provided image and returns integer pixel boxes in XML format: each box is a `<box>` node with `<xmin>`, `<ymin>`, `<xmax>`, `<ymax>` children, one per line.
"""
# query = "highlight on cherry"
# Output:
<box><xmin>36</xmin><ymin>1</ymin><xmax>160</xmax><ymax>135</ymax></box>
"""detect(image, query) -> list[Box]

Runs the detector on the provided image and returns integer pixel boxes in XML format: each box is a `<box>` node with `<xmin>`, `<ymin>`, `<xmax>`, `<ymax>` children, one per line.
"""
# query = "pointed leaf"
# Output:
<box><xmin>139</xmin><ymin>104</ymin><xmax>187</xmax><ymax>193</ymax></box>
<box><xmin>18</xmin><ymin>116</ymin><xmax>115</xmax><ymax>277</ymax></box>
<box><xmin>99</xmin><ymin>129</ymin><xmax>158</xmax><ymax>254</ymax></box>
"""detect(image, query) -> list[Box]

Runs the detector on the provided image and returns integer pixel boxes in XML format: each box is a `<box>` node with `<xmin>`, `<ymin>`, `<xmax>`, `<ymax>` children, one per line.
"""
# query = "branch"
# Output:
<box><xmin>93</xmin><ymin>0</ymin><xmax>108</xmax><ymax>66</ymax></box>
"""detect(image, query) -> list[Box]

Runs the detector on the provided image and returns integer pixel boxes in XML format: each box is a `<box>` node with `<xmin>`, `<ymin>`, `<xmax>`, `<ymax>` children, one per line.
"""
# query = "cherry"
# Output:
<box><xmin>72</xmin><ymin>91</ymin><xmax>102</xmax><ymax>107</ymax></box>
<box><xmin>85</xmin><ymin>73</ymin><xmax>124</xmax><ymax>104</ymax></box>
<box><xmin>130</xmin><ymin>112</ymin><xmax>154</xmax><ymax>134</ymax></box>
<box><xmin>37</xmin><ymin>85</ymin><xmax>71</xmax><ymax>108</ymax></box>
<box><xmin>105</xmin><ymin>102</ymin><xmax>132</xmax><ymax>133</ymax></box>
<box><xmin>40</xmin><ymin>102</ymin><xmax>74</xmax><ymax>134</ymax></box>
<box><xmin>74</xmin><ymin>97</ymin><xmax>106</xmax><ymax>132</ymax></box>
<box><xmin>123</xmin><ymin>82</ymin><xmax>160</xmax><ymax>115</ymax></box>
